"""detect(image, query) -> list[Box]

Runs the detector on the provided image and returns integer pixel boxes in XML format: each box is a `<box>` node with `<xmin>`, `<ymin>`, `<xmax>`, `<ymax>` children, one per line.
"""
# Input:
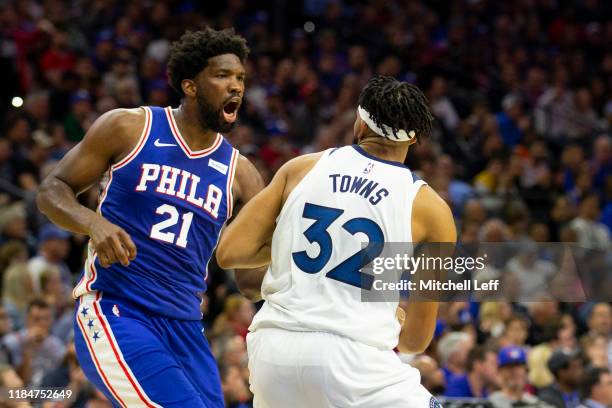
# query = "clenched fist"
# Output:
<box><xmin>88</xmin><ymin>215</ymin><xmax>137</xmax><ymax>267</ymax></box>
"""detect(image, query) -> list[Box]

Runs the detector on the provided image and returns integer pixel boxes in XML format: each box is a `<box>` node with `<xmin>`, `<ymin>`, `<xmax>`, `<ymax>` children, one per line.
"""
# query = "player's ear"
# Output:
<box><xmin>181</xmin><ymin>79</ymin><xmax>197</xmax><ymax>98</ymax></box>
<box><xmin>354</xmin><ymin>117</ymin><xmax>367</xmax><ymax>143</ymax></box>
<box><xmin>406</xmin><ymin>131</ymin><xmax>418</xmax><ymax>146</ymax></box>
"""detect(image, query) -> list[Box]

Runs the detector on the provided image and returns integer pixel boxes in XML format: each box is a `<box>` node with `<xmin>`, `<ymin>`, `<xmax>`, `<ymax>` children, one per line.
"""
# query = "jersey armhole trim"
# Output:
<box><xmin>112</xmin><ymin>106</ymin><xmax>152</xmax><ymax>171</ymax></box>
<box><xmin>406</xmin><ymin>179</ymin><xmax>427</xmax><ymax>243</ymax></box>
<box><xmin>226</xmin><ymin>148</ymin><xmax>239</xmax><ymax>219</ymax></box>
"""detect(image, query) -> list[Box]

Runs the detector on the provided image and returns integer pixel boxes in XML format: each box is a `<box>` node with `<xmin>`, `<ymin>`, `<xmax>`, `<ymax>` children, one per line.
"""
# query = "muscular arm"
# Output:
<box><xmin>226</xmin><ymin>155</ymin><xmax>267</xmax><ymax>300</ymax></box>
<box><xmin>37</xmin><ymin>109</ymin><xmax>142</xmax><ymax>267</ymax></box>
<box><xmin>217</xmin><ymin>160</ymin><xmax>286</xmax><ymax>270</ymax></box>
<box><xmin>217</xmin><ymin>154</ymin><xmax>321</xmax><ymax>300</ymax></box>
<box><xmin>398</xmin><ymin>185</ymin><xmax>457</xmax><ymax>354</ymax></box>
<box><xmin>217</xmin><ymin>153</ymin><xmax>321</xmax><ymax>270</ymax></box>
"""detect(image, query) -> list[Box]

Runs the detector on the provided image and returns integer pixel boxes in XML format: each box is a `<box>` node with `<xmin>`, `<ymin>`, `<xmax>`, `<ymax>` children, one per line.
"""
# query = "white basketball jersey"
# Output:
<box><xmin>249</xmin><ymin>145</ymin><xmax>426</xmax><ymax>350</ymax></box>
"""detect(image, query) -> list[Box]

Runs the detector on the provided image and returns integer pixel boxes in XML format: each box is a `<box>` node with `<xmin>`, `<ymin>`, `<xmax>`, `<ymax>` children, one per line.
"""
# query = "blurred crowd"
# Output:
<box><xmin>0</xmin><ymin>0</ymin><xmax>611</xmax><ymax>407</ymax></box>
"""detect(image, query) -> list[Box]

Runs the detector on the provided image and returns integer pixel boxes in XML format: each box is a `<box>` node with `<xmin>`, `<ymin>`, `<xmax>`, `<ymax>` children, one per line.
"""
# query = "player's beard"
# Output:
<box><xmin>195</xmin><ymin>92</ymin><xmax>236</xmax><ymax>134</ymax></box>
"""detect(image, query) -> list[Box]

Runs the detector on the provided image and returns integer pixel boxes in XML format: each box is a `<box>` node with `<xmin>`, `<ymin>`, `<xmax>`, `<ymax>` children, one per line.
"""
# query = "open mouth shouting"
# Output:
<box><xmin>222</xmin><ymin>96</ymin><xmax>241</xmax><ymax>124</ymax></box>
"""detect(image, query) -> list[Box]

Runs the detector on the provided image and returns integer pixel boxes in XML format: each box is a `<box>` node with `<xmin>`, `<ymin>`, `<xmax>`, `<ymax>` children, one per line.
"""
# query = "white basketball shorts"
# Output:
<box><xmin>246</xmin><ymin>328</ymin><xmax>439</xmax><ymax>407</ymax></box>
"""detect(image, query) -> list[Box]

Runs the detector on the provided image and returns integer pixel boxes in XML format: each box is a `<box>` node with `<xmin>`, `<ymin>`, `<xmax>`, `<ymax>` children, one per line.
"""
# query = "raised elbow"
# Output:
<box><xmin>36</xmin><ymin>179</ymin><xmax>53</xmax><ymax>215</ymax></box>
<box><xmin>215</xmin><ymin>252</ymin><xmax>228</xmax><ymax>270</ymax></box>
<box><xmin>215</xmin><ymin>244</ymin><xmax>233</xmax><ymax>270</ymax></box>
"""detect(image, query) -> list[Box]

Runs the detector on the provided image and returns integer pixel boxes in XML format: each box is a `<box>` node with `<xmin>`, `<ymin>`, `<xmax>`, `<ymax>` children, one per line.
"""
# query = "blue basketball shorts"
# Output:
<box><xmin>73</xmin><ymin>292</ymin><xmax>223</xmax><ymax>408</ymax></box>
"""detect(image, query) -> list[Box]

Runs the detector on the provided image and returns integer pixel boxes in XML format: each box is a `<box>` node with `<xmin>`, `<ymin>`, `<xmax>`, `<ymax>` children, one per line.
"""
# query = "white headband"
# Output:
<box><xmin>357</xmin><ymin>105</ymin><xmax>416</xmax><ymax>142</ymax></box>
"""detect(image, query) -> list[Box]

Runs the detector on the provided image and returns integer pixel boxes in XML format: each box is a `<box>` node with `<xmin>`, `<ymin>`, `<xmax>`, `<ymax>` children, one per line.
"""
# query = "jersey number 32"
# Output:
<box><xmin>292</xmin><ymin>202</ymin><xmax>383</xmax><ymax>290</ymax></box>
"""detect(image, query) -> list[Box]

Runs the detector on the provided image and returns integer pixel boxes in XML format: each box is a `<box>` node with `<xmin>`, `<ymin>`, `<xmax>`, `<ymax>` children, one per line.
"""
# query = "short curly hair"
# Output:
<box><xmin>167</xmin><ymin>27</ymin><xmax>250</xmax><ymax>96</ymax></box>
<box><xmin>358</xmin><ymin>76</ymin><xmax>434</xmax><ymax>142</ymax></box>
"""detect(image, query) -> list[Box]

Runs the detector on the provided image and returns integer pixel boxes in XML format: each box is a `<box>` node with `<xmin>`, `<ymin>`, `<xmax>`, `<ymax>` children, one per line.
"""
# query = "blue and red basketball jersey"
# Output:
<box><xmin>73</xmin><ymin>106</ymin><xmax>239</xmax><ymax>320</ymax></box>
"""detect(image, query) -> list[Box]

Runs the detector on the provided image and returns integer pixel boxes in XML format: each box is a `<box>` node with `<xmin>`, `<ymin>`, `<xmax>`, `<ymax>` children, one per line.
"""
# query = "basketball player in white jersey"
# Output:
<box><xmin>217</xmin><ymin>76</ymin><xmax>456</xmax><ymax>407</ymax></box>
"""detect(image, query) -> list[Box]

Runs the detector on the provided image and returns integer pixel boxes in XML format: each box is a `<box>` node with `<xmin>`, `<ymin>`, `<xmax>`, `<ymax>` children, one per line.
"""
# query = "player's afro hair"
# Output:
<box><xmin>167</xmin><ymin>27</ymin><xmax>250</xmax><ymax>96</ymax></box>
<box><xmin>358</xmin><ymin>76</ymin><xmax>434</xmax><ymax>142</ymax></box>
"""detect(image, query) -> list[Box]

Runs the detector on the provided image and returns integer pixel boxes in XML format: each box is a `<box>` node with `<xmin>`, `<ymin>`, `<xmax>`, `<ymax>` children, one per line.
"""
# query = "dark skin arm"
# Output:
<box><xmin>397</xmin><ymin>185</ymin><xmax>456</xmax><ymax>354</ymax></box>
<box><xmin>36</xmin><ymin>108</ymin><xmax>142</xmax><ymax>268</ymax></box>
<box><xmin>217</xmin><ymin>153</ymin><xmax>321</xmax><ymax>270</ymax></box>
<box><xmin>226</xmin><ymin>155</ymin><xmax>266</xmax><ymax>301</ymax></box>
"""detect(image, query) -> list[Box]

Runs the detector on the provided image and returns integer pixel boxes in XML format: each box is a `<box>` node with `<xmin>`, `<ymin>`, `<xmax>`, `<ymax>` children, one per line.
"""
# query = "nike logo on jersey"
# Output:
<box><xmin>154</xmin><ymin>139</ymin><xmax>177</xmax><ymax>147</ymax></box>
<box><xmin>208</xmin><ymin>158</ymin><xmax>228</xmax><ymax>175</ymax></box>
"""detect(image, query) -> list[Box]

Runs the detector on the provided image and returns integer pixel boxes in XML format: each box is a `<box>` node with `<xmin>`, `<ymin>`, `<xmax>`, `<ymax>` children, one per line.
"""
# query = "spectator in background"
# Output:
<box><xmin>567</xmin><ymin>89</ymin><xmax>601</xmax><ymax>140</ymax></box>
<box><xmin>219</xmin><ymin>335</ymin><xmax>248</xmax><ymax>373</ymax></box>
<box><xmin>490</xmin><ymin>346</ymin><xmax>551</xmax><ymax>408</ymax></box>
<box><xmin>113</xmin><ymin>77</ymin><xmax>142</xmax><ymax>109</ymax></box>
<box><xmin>561</xmin><ymin>145</ymin><xmax>586</xmax><ymax>199</ymax></box>
<box><xmin>40</xmin><ymin>342</ymin><xmax>92</xmax><ymax>408</ymax></box>
<box><xmin>428</xmin><ymin>76</ymin><xmax>459</xmax><ymax>132</ymax></box>
<box><xmin>461</xmin><ymin>199</ymin><xmax>488</xmax><ymax>228</ymax></box>
<box><xmin>577</xmin><ymin>367</ymin><xmax>612</xmax><ymax>408</ymax></box>
<box><xmin>219</xmin><ymin>363</ymin><xmax>251</xmax><ymax>408</ymax></box>
<box><xmin>211</xmin><ymin>294</ymin><xmax>255</xmax><ymax>340</ymax></box>
<box><xmin>28</xmin><ymin>223</ymin><xmax>72</xmax><ymax>294</ymax></box>
<box><xmin>527</xmin><ymin>302</ymin><xmax>561</xmax><ymax>346</ymax></box>
<box><xmin>570</xmin><ymin>194</ymin><xmax>610</xmax><ymax>250</ymax></box>
<box><xmin>412</xmin><ymin>354</ymin><xmax>445</xmax><ymax>396</ymax></box>
<box><xmin>63</xmin><ymin>90</ymin><xmax>94</xmax><ymax>142</ymax></box>
<box><xmin>585</xmin><ymin>303</ymin><xmax>612</xmax><ymax>367</ymax></box>
<box><xmin>0</xmin><ymin>137</ymin><xmax>14</xmax><ymax>185</ymax></box>
<box><xmin>2</xmin><ymin>263</ymin><xmax>33</xmax><ymax>330</ymax></box>
<box><xmin>558</xmin><ymin>313</ymin><xmax>579</xmax><ymax>352</ymax></box>
<box><xmin>474</xmin><ymin>155</ymin><xmax>505</xmax><ymax>196</ymax></box>
<box><xmin>0</xmin><ymin>203</ymin><xmax>28</xmax><ymax>244</ymax></box>
<box><xmin>3</xmin><ymin>299</ymin><xmax>65</xmax><ymax>387</ymax></box>
<box><xmin>23</xmin><ymin>90</ymin><xmax>50</xmax><ymax>131</ymax></box>
<box><xmin>478</xmin><ymin>302</ymin><xmax>512</xmax><ymax>342</ymax></box>
<box><xmin>506</xmin><ymin>247</ymin><xmax>556</xmax><ymax>300</ymax></box>
<box><xmin>444</xmin><ymin>346</ymin><xmax>499</xmax><ymax>398</ymax></box>
<box><xmin>39</xmin><ymin>29</ymin><xmax>76</xmax><ymax>88</ymax></box>
<box><xmin>39</xmin><ymin>265</ymin><xmax>73</xmax><ymax>344</ymax></box>
<box><xmin>497</xmin><ymin>314</ymin><xmax>530</xmax><ymax>348</ymax></box>
<box><xmin>538</xmin><ymin>349</ymin><xmax>584</xmax><ymax>408</ymax></box>
<box><xmin>496</xmin><ymin>94</ymin><xmax>528</xmax><ymax>148</ymax></box>
<box><xmin>581</xmin><ymin>334</ymin><xmax>609</xmax><ymax>369</ymax></box>
<box><xmin>591</xmin><ymin>135</ymin><xmax>612</xmax><ymax>192</ymax></box>
<box><xmin>102</xmin><ymin>51</ymin><xmax>138</xmax><ymax>98</ymax></box>
<box><xmin>0</xmin><ymin>240</ymin><xmax>28</xmax><ymax>276</ymax></box>
<box><xmin>437</xmin><ymin>331</ymin><xmax>473</xmax><ymax>385</ymax></box>
<box><xmin>0</xmin><ymin>305</ymin><xmax>13</xmax><ymax>364</ymax></box>
<box><xmin>13</xmin><ymin>129</ymin><xmax>54</xmax><ymax>192</ymax></box>
<box><xmin>529</xmin><ymin>338</ymin><xmax>555</xmax><ymax>389</ymax></box>
<box><xmin>0</xmin><ymin>363</ymin><xmax>31</xmax><ymax>408</ymax></box>
<box><xmin>534</xmin><ymin>68</ymin><xmax>573</xmax><ymax>141</ymax></box>
<box><xmin>434</xmin><ymin>155</ymin><xmax>474</xmax><ymax>216</ymax></box>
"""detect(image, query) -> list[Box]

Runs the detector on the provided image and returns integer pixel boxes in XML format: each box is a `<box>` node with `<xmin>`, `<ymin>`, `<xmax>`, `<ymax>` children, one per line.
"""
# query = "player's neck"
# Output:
<box><xmin>357</xmin><ymin>139</ymin><xmax>409</xmax><ymax>164</ymax></box>
<box><xmin>172</xmin><ymin>105</ymin><xmax>219</xmax><ymax>151</ymax></box>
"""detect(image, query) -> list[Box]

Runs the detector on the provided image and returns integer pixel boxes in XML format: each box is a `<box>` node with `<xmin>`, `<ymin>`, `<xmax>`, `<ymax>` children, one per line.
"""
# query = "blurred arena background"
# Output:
<box><xmin>0</xmin><ymin>0</ymin><xmax>611</xmax><ymax>407</ymax></box>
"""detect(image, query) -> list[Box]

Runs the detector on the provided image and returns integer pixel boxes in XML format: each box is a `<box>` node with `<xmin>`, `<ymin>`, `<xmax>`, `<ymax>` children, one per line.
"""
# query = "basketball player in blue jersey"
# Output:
<box><xmin>37</xmin><ymin>28</ymin><xmax>263</xmax><ymax>408</ymax></box>
<box><xmin>217</xmin><ymin>76</ymin><xmax>457</xmax><ymax>407</ymax></box>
